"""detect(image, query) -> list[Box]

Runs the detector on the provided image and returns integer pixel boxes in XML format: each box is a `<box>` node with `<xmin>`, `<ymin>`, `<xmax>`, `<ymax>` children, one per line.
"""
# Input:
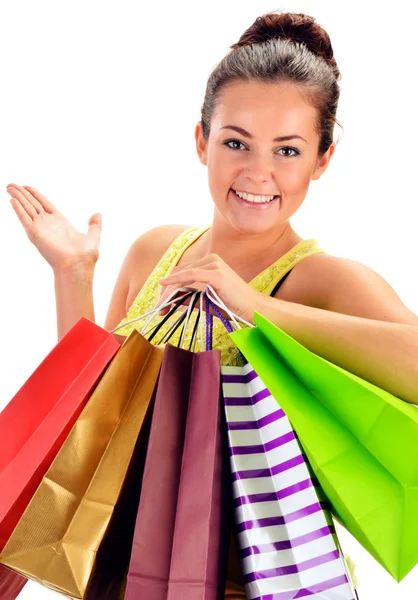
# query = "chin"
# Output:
<box><xmin>228</xmin><ymin>215</ymin><xmax>279</xmax><ymax>236</ymax></box>
<box><xmin>213</xmin><ymin>196</ymin><xmax>285</xmax><ymax>236</ymax></box>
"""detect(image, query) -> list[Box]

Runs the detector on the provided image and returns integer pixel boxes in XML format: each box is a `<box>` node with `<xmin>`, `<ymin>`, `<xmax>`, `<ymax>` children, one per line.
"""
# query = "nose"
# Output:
<box><xmin>243</xmin><ymin>155</ymin><xmax>273</xmax><ymax>184</ymax></box>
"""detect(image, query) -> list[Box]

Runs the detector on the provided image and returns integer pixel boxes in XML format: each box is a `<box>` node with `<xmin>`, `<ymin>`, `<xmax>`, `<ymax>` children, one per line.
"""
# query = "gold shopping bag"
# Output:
<box><xmin>0</xmin><ymin>329</ymin><xmax>163</xmax><ymax>599</ymax></box>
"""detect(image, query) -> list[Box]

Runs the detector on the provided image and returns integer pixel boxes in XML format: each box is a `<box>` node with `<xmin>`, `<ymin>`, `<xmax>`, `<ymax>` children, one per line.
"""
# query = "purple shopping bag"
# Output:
<box><xmin>167</xmin><ymin>349</ymin><xmax>232</xmax><ymax>600</ymax></box>
<box><xmin>124</xmin><ymin>344</ymin><xmax>193</xmax><ymax>600</ymax></box>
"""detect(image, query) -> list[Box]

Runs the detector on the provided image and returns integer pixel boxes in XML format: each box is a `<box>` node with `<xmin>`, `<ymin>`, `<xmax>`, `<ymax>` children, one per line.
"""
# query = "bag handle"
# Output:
<box><xmin>202</xmin><ymin>286</ymin><xmax>253</xmax><ymax>362</ymax></box>
<box><xmin>204</xmin><ymin>285</ymin><xmax>254</xmax><ymax>329</ymax></box>
<box><xmin>160</xmin><ymin>291</ymin><xmax>201</xmax><ymax>350</ymax></box>
<box><xmin>110</xmin><ymin>287</ymin><xmax>196</xmax><ymax>335</ymax></box>
<box><xmin>145</xmin><ymin>290</ymin><xmax>196</xmax><ymax>342</ymax></box>
<box><xmin>144</xmin><ymin>289</ymin><xmax>202</xmax><ymax>351</ymax></box>
<box><xmin>110</xmin><ymin>282</ymin><xmax>254</xmax><ymax>358</ymax></box>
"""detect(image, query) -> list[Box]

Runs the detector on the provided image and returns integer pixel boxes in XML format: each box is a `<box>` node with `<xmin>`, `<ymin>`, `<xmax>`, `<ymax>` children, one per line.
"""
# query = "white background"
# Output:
<box><xmin>1</xmin><ymin>1</ymin><xmax>417</xmax><ymax>599</ymax></box>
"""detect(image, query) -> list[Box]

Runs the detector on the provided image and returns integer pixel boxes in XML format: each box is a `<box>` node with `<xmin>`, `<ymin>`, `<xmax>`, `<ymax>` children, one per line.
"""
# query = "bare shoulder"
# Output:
<box><xmin>125</xmin><ymin>224</ymin><xmax>192</xmax><ymax>309</ymax></box>
<box><xmin>104</xmin><ymin>224</ymin><xmax>192</xmax><ymax>337</ymax></box>
<box><xmin>129</xmin><ymin>224</ymin><xmax>192</xmax><ymax>260</ymax></box>
<box><xmin>278</xmin><ymin>253</ymin><xmax>418</xmax><ymax>326</ymax></box>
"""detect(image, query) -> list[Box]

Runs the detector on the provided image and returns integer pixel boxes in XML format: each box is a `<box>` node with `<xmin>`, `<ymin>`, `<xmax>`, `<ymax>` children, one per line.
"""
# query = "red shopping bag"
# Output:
<box><xmin>0</xmin><ymin>317</ymin><xmax>120</xmax><ymax>600</ymax></box>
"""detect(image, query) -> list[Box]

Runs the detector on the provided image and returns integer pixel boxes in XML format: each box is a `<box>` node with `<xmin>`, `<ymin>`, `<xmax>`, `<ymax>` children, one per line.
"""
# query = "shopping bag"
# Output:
<box><xmin>83</xmin><ymin>384</ymin><xmax>155</xmax><ymax>600</ymax></box>
<box><xmin>0</xmin><ymin>568</ymin><xmax>26</xmax><ymax>600</ymax></box>
<box><xmin>230</xmin><ymin>311</ymin><xmax>418</xmax><ymax>582</ymax></box>
<box><xmin>167</xmin><ymin>349</ymin><xmax>232</xmax><ymax>600</ymax></box>
<box><xmin>222</xmin><ymin>360</ymin><xmax>356</xmax><ymax>600</ymax></box>
<box><xmin>0</xmin><ymin>328</ymin><xmax>163</xmax><ymax>599</ymax></box>
<box><xmin>0</xmin><ymin>317</ymin><xmax>119</xmax><ymax>600</ymax></box>
<box><xmin>124</xmin><ymin>344</ymin><xmax>193</xmax><ymax>600</ymax></box>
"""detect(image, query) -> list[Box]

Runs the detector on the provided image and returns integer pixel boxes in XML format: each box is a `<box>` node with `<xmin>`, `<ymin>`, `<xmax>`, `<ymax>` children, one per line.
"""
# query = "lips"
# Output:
<box><xmin>229</xmin><ymin>188</ymin><xmax>280</xmax><ymax>209</ymax></box>
<box><xmin>231</xmin><ymin>188</ymin><xmax>279</xmax><ymax>202</ymax></box>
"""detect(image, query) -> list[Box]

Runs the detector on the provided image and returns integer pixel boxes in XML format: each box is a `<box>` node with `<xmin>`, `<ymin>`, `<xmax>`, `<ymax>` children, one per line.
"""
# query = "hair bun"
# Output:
<box><xmin>231</xmin><ymin>12</ymin><xmax>340</xmax><ymax>79</ymax></box>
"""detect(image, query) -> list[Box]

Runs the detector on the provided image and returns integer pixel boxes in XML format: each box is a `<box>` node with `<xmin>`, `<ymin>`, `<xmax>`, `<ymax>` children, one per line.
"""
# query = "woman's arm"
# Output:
<box><xmin>53</xmin><ymin>262</ymin><xmax>97</xmax><ymax>341</ymax></box>
<box><xmin>255</xmin><ymin>256</ymin><xmax>418</xmax><ymax>404</ymax></box>
<box><xmin>103</xmin><ymin>224</ymin><xmax>191</xmax><ymax>341</ymax></box>
<box><xmin>53</xmin><ymin>224</ymin><xmax>191</xmax><ymax>342</ymax></box>
<box><xmin>6</xmin><ymin>183</ymin><xmax>102</xmax><ymax>342</ymax></box>
<box><xmin>256</xmin><ymin>294</ymin><xmax>418</xmax><ymax>404</ymax></box>
<box><xmin>158</xmin><ymin>253</ymin><xmax>418</xmax><ymax>405</ymax></box>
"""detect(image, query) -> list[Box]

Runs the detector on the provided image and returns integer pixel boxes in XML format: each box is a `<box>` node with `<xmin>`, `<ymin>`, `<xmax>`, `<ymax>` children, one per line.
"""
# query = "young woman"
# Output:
<box><xmin>7</xmin><ymin>10</ymin><xmax>418</xmax><ymax>598</ymax></box>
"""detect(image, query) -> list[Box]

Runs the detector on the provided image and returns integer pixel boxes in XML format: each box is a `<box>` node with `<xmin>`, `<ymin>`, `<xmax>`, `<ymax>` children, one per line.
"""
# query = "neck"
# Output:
<box><xmin>201</xmin><ymin>210</ymin><xmax>301</xmax><ymax>265</ymax></box>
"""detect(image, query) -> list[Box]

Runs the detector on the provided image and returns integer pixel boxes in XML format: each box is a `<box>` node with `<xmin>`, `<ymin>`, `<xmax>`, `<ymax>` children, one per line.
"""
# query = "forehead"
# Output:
<box><xmin>211</xmin><ymin>80</ymin><xmax>318</xmax><ymax>138</ymax></box>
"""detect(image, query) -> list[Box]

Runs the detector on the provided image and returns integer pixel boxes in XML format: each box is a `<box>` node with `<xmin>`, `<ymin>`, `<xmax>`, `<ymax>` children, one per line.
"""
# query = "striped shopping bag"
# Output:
<box><xmin>221</xmin><ymin>361</ymin><xmax>356</xmax><ymax>600</ymax></box>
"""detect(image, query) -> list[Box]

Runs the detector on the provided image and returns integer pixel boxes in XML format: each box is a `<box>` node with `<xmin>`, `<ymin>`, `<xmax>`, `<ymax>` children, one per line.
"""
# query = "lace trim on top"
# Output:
<box><xmin>114</xmin><ymin>226</ymin><xmax>327</xmax><ymax>365</ymax></box>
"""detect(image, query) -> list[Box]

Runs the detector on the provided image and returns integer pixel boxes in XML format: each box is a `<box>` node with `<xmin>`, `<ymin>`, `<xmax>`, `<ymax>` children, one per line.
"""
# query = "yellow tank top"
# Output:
<box><xmin>114</xmin><ymin>225</ymin><xmax>327</xmax><ymax>365</ymax></box>
<box><xmin>114</xmin><ymin>225</ymin><xmax>358</xmax><ymax>591</ymax></box>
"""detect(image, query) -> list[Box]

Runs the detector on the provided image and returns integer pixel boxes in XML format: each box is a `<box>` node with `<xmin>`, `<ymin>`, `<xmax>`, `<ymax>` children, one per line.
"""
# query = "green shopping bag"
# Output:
<box><xmin>230</xmin><ymin>312</ymin><xmax>418</xmax><ymax>583</ymax></box>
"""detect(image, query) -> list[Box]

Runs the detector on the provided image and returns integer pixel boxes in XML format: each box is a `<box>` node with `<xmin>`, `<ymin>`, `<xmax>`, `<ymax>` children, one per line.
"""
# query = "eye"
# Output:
<box><xmin>223</xmin><ymin>139</ymin><xmax>246</xmax><ymax>151</ymax></box>
<box><xmin>276</xmin><ymin>147</ymin><xmax>300</xmax><ymax>157</ymax></box>
<box><xmin>223</xmin><ymin>140</ymin><xmax>300</xmax><ymax>157</ymax></box>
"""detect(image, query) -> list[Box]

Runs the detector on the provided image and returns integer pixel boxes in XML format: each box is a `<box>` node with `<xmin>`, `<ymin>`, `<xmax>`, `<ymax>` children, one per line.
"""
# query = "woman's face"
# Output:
<box><xmin>195</xmin><ymin>79</ymin><xmax>335</xmax><ymax>235</ymax></box>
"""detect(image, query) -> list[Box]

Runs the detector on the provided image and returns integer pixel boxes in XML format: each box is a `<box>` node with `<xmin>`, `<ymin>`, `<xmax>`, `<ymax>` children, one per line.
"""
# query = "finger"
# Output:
<box><xmin>155</xmin><ymin>286</ymin><xmax>174</xmax><ymax>310</ymax></box>
<box><xmin>157</xmin><ymin>287</ymin><xmax>197</xmax><ymax>316</ymax></box>
<box><xmin>23</xmin><ymin>185</ymin><xmax>57</xmax><ymax>213</ymax></box>
<box><xmin>167</xmin><ymin>255</ymin><xmax>220</xmax><ymax>275</ymax></box>
<box><xmin>7</xmin><ymin>183</ymin><xmax>46</xmax><ymax>216</ymax></box>
<box><xmin>157</xmin><ymin>285</ymin><xmax>197</xmax><ymax>306</ymax></box>
<box><xmin>159</xmin><ymin>294</ymin><xmax>179</xmax><ymax>316</ymax></box>
<box><xmin>7</xmin><ymin>186</ymin><xmax>38</xmax><ymax>220</ymax></box>
<box><xmin>158</xmin><ymin>283</ymin><xmax>226</xmax><ymax>321</ymax></box>
<box><xmin>158</xmin><ymin>285</ymin><xmax>208</xmax><ymax>314</ymax></box>
<box><xmin>160</xmin><ymin>268</ymin><xmax>216</xmax><ymax>288</ymax></box>
<box><xmin>157</xmin><ymin>287</ymin><xmax>187</xmax><ymax>314</ymax></box>
<box><xmin>9</xmin><ymin>197</ymin><xmax>33</xmax><ymax>228</ymax></box>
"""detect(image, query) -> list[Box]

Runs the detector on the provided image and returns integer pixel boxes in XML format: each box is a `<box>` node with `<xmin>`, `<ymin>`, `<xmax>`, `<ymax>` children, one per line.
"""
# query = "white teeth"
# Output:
<box><xmin>234</xmin><ymin>189</ymin><xmax>277</xmax><ymax>203</ymax></box>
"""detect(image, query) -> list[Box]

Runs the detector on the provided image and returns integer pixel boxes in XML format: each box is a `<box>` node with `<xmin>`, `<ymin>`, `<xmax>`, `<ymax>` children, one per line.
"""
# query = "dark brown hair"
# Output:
<box><xmin>200</xmin><ymin>11</ymin><xmax>342</xmax><ymax>156</ymax></box>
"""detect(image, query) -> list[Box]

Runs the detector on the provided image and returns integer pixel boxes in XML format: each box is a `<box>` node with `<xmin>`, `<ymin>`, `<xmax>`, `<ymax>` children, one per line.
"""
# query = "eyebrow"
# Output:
<box><xmin>220</xmin><ymin>125</ymin><xmax>308</xmax><ymax>143</ymax></box>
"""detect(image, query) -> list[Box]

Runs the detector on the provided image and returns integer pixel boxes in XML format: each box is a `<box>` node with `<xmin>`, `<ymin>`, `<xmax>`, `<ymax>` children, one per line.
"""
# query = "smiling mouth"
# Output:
<box><xmin>230</xmin><ymin>188</ymin><xmax>280</xmax><ymax>205</ymax></box>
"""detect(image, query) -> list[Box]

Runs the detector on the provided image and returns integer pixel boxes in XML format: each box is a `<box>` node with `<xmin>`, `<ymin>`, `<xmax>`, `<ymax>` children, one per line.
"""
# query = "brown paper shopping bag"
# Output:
<box><xmin>0</xmin><ymin>329</ymin><xmax>163</xmax><ymax>599</ymax></box>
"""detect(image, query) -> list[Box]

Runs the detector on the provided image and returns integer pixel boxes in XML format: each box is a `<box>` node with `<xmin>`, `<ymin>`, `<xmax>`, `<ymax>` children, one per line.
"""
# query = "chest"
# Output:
<box><xmin>126</xmin><ymin>251</ymin><xmax>328</xmax><ymax>315</ymax></box>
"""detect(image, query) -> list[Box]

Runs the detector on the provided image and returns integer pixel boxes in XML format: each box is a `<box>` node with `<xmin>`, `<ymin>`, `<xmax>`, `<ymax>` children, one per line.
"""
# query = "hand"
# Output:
<box><xmin>158</xmin><ymin>253</ymin><xmax>262</xmax><ymax>324</ymax></box>
<box><xmin>7</xmin><ymin>183</ymin><xmax>102</xmax><ymax>272</ymax></box>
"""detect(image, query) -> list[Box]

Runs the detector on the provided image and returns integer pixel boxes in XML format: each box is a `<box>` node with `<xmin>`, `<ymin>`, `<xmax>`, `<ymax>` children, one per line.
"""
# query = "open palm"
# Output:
<box><xmin>7</xmin><ymin>183</ymin><xmax>102</xmax><ymax>271</ymax></box>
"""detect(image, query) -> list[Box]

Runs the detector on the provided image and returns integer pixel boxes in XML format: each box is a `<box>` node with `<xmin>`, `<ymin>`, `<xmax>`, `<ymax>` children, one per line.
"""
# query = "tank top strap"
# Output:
<box><xmin>115</xmin><ymin>230</ymin><xmax>326</xmax><ymax>339</ymax></box>
<box><xmin>115</xmin><ymin>225</ymin><xmax>209</xmax><ymax>336</ymax></box>
<box><xmin>250</xmin><ymin>238</ymin><xmax>327</xmax><ymax>296</ymax></box>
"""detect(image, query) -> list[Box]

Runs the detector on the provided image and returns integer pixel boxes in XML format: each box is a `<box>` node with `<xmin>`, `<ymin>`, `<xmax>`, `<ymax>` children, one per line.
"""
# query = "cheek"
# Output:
<box><xmin>280</xmin><ymin>161</ymin><xmax>313</xmax><ymax>190</ymax></box>
<box><xmin>208</xmin><ymin>152</ymin><xmax>235</xmax><ymax>188</ymax></box>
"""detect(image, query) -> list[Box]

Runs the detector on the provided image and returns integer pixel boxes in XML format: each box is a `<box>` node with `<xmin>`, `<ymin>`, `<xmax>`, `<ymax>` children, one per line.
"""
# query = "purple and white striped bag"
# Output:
<box><xmin>221</xmin><ymin>361</ymin><xmax>356</xmax><ymax>600</ymax></box>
